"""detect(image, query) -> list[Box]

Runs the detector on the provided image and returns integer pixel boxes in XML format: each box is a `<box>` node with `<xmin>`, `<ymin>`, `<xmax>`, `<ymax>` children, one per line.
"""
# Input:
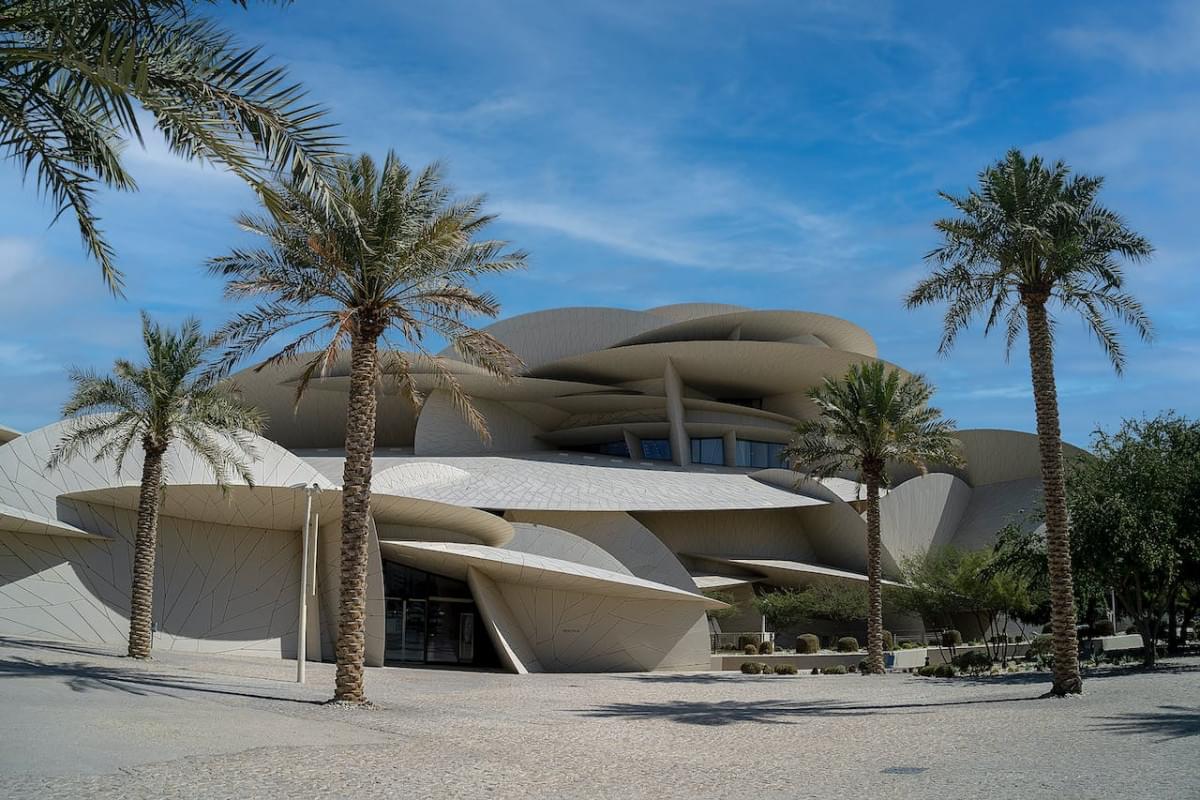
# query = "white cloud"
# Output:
<box><xmin>1057</xmin><ymin>2</ymin><xmax>1200</xmax><ymax>72</ymax></box>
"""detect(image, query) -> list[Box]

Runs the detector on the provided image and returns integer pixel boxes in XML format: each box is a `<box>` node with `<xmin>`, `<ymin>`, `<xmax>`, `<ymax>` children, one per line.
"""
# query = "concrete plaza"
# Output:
<box><xmin>0</xmin><ymin>637</ymin><xmax>1196</xmax><ymax>799</ymax></box>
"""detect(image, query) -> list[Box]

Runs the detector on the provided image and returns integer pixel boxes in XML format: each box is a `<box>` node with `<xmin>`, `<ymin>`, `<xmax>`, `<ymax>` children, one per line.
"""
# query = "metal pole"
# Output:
<box><xmin>297</xmin><ymin>486</ymin><xmax>314</xmax><ymax>683</ymax></box>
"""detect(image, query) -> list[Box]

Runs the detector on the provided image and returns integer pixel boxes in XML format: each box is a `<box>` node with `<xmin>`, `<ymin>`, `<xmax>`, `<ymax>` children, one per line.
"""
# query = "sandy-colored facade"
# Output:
<box><xmin>0</xmin><ymin>304</ymin><xmax>1068</xmax><ymax>672</ymax></box>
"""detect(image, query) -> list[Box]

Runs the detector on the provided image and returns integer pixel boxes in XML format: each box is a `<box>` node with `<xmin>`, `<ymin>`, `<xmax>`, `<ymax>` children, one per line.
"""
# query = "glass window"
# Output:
<box><xmin>735</xmin><ymin>439</ymin><xmax>787</xmax><ymax>468</ymax></box>
<box><xmin>567</xmin><ymin>441</ymin><xmax>630</xmax><ymax>458</ymax></box>
<box><xmin>689</xmin><ymin>437</ymin><xmax>724</xmax><ymax>465</ymax></box>
<box><xmin>640</xmin><ymin>438</ymin><xmax>672</xmax><ymax>461</ymax></box>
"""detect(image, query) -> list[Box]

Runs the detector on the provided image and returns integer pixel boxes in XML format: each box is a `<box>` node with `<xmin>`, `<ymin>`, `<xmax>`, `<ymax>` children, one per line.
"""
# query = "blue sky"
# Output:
<box><xmin>1</xmin><ymin>0</ymin><xmax>1197</xmax><ymax>445</ymax></box>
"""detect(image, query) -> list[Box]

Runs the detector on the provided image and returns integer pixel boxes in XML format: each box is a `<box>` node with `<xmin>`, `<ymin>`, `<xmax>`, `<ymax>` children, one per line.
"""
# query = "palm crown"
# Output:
<box><xmin>1</xmin><ymin>0</ymin><xmax>339</xmax><ymax>292</ymax></box>
<box><xmin>905</xmin><ymin>149</ymin><xmax>1153</xmax><ymax>372</ymax></box>
<box><xmin>208</xmin><ymin>151</ymin><xmax>527</xmax><ymax>440</ymax></box>
<box><xmin>49</xmin><ymin>311</ymin><xmax>264</xmax><ymax>483</ymax></box>
<box><xmin>784</xmin><ymin>361</ymin><xmax>961</xmax><ymax>484</ymax></box>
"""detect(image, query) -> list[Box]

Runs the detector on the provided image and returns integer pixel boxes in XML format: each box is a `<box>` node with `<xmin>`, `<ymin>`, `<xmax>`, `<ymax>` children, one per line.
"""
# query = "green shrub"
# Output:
<box><xmin>940</xmin><ymin>629</ymin><xmax>962</xmax><ymax>647</ymax></box>
<box><xmin>898</xmin><ymin>641</ymin><xmax>921</xmax><ymax>650</ymax></box>
<box><xmin>1125</xmin><ymin>625</ymin><xmax>1138</xmax><ymax>635</ymax></box>
<box><xmin>836</xmin><ymin>636</ymin><xmax>859</xmax><ymax>652</ymax></box>
<box><xmin>847</xmin><ymin>663</ymin><xmax>857</xmax><ymax>673</ymax></box>
<box><xmin>740</xmin><ymin>661</ymin><xmax>762</xmax><ymax>674</ymax></box>
<box><xmin>933</xmin><ymin>663</ymin><xmax>956</xmax><ymax>678</ymax></box>
<box><xmin>811</xmin><ymin>667</ymin><xmax>821</xmax><ymax>675</ymax></box>
<box><xmin>882</xmin><ymin>630</ymin><xmax>894</xmax><ymax>651</ymax></box>
<box><xmin>795</xmin><ymin>633</ymin><xmax>820</xmax><ymax>654</ymax></box>
<box><xmin>758</xmin><ymin>640</ymin><xmax>775</xmax><ymax>655</ymax></box>
<box><xmin>737</xmin><ymin>636</ymin><xmax>759</xmax><ymax>651</ymax></box>
<box><xmin>952</xmin><ymin>650</ymin><xmax>993</xmax><ymax>675</ymax></box>
<box><xmin>917</xmin><ymin>664</ymin><xmax>938</xmax><ymax>677</ymax></box>
<box><xmin>1091</xmin><ymin>620</ymin><xmax>1115</xmax><ymax>637</ymax></box>
<box><xmin>822</xmin><ymin>664</ymin><xmax>847</xmax><ymax>675</ymax></box>
<box><xmin>1027</xmin><ymin>634</ymin><xmax>1053</xmax><ymax>659</ymax></box>
<box><xmin>857</xmin><ymin>659</ymin><xmax>870</xmax><ymax>673</ymax></box>
<box><xmin>743</xmin><ymin>643</ymin><xmax>759</xmax><ymax>655</ymax></box>
<box><xmin>773</xmin><ymin>663</ymin><xmax>798</xmax><ymax>675</ymax></box>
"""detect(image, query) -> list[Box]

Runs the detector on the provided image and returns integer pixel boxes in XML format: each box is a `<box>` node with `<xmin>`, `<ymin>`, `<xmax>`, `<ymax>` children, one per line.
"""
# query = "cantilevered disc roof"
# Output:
<box><xmin>612</xmin><ymin>310</ymin><xmax>878</xmax><ymax>358</ymax></box>
<box><xmin>381</xmin><ymin>540</ymin><xmax>726</xmax><ymax>608</ymax></box>
<box><xmin>688</xmin><ymin>554</ymin><xmax>904</xmax><ymax>588</ymax></box>
<box><xmin>0</xmin><ymin>501</ymin><xmax>107</xmax><ymax>540</ymax></box>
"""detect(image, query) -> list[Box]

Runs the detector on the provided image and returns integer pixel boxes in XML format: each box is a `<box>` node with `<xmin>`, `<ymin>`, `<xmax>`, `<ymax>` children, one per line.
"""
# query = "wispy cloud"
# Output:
<box><xmin>1057</xmin><ymin>2</ymin><xmax>1200</xmax><ymax>72</ymax></box>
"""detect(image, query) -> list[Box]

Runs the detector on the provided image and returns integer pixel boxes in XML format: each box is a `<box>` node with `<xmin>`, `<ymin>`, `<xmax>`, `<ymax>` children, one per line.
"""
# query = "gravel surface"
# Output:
<box><xmin>0</xmin><ymin>637</ymin><xmax>1196</xmax><ymax>799</ymax></box>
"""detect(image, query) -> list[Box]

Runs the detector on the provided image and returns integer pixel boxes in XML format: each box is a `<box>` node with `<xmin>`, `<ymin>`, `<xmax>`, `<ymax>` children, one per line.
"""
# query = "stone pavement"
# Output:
<box><xmin>0</xmin><ymin>637</ymin><xmax>1196</xmax><ymax>799</ymax></box>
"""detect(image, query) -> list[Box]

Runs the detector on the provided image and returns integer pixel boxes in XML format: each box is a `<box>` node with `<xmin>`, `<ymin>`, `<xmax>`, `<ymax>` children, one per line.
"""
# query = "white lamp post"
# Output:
<box><xmin>296</xmin><ymin>484</ymin><xmax>319</xmax><ymax>683</ymax></box>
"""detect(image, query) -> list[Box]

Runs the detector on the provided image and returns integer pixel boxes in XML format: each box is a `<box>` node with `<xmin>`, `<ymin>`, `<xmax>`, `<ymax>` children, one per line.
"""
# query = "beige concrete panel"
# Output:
<box><xmin>952</xmin><ymin>429</ymin><xmax>1087</xmax><ymax>487</ymax></box>
<box><xmin>364</xmin><ymin>516</ymin><xmax>385</xmax><ymax>667</ymax></box>
<box><xmin>878</xmin><ymin>473</ymin><xmax>972</xmax><ymax>567</ymax></box>
<box><xmin>0</xmin><ymin>502</ymin><xmax>105</xmax><ymax>540</ymax></box>
<box><xmin>495</xmin><ymin>582</ymin><xmax>712</xmax><ymax>672</ymax></box>
<box><xmin>643</xmin><ymin>302</ymin><xmax>749</xmax><ymax>322</ymax></box>
<box><xmin>502</xmin><ymin>520</ymin><xmax>633</xmax><ymax>575</ymax></box>
<box><xmin>615</xmin><ymin>309</ymin><xmax>878</xmax><ymax>357</ymax></box>
<box><xmin>633</xmin><ymin>508</ymin><xmax>817</xmax><ymax>563</ymax></box>
<box><xmin>951</xmin><ymin>477</ymin><xmax>1044</xmax><ymax>551</ymax></box>
<box><xmin>440</xmin><ymin>307</ymin><xmax>671</xmax><ymax>370</ymax></box>
<box><xmin>413</xmin><ymin>390</ymin><xmax>551</xmax><ymax>456</ymax></box>
<box><xmin>466</xmin><ymin>566</ymin><xmax>543</xmax><ymax>674</ymax></box>
<box><xmin>504</xmin><ymin>510</ymin><xmax>699</xmax><ymax>592</ymax></box>
<box><xmin>792</xmin><ymin>500</ymin><xmax>869</xmax><ymax>574</ymax></box>
<box><xmin>663</xmin><ymin>359</ymin><xmax>689</xmax><ymax>466</ymax></box>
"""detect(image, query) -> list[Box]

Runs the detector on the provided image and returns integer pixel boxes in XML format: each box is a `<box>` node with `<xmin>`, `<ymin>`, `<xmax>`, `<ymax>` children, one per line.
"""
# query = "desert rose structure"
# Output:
<box><xmin>0</xmin><ymin>304</ymin><xmax>1067</xmax><ymax>672</ymax></box>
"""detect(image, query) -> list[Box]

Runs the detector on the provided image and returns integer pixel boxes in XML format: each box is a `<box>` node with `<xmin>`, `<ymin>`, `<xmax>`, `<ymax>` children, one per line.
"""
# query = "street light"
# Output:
<box><xmin>291</xmin><ymin>483</ymin><xmax>321</xmax><ymax>683</ymax></box>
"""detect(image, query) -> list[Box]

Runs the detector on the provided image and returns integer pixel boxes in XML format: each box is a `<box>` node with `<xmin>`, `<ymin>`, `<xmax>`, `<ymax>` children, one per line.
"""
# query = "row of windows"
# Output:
<box><xmin>569</xmin><ymin>437</ymin><xmax>787</xmax><ymax>468</ymax></box>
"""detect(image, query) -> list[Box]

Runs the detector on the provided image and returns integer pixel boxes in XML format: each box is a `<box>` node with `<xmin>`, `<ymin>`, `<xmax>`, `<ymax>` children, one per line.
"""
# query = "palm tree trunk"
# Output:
<box><xmin>128</xmin><ymin>441</ymin><xmax>166</xmax><ymax>659</ymax></box>
<box><xmin>334</xmin><ymin>326</ymin><xmax>381</xmax><ymax>703</ymax></box>
<box><xmin>1023</xmin><ymin>297</ymin><xmax>1083</xmax><ymax>695</ymax></box>
<box><xmin>864</xmin><ymin>466</ymin><xmax>885</xmax><ymax>674</ymax></box>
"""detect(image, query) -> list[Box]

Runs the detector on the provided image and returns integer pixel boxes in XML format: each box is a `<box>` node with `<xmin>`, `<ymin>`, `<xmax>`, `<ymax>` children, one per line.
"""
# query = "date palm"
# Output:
<box><xmin>784</xmin><ymin>361</ymin><xmax>960</xmax><ymax>674</ymax></box>
<box><xmin>906</xmin><ymin>149</ymin><xmax>1153</xmax><ymax>696</ymax></box>
<box><xmin>208</xmin><ymin>152</ymin><xmax>526</xmax><ymax>703</ymax></box>
<box><xmin>1</xmin><ymin>0</ymin><xmax>339</xmax><ymax>292</ymax></box>
<box><xmin>48</xmin><ymin>312</ymin><xmax>264</xmax><ymax>658</ymax></box>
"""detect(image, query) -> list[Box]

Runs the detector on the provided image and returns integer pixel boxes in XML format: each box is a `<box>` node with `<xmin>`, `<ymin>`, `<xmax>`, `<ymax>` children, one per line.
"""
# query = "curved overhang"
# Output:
<box><xmin>643</xmin><ymin>303</ymin><xmax>750</xmax><ymax>322</ymax></box>
<box><xmin>613</xmin><ymin>310</ymin><xmax>878</xmax><ymax>358</ymax></box>
<box><xmin>0</xmin><ymin>425</ymin><xmax>21</xmax><ymax>445</ymax></box>
<box><xmin>687</xmin><ymin>554</ymin><xmax>904</xmax><ymax>588</ymax></box>
<box><xmin>529</xmin><ymin>341</ymin><xmax>901</xmax><ymax>399</ymax></box>
<box><xmin>59</xmin><ymin>484</ymin><xmax>513</xmax><ymax>546</ymax></box>
<box><xmin>380</xmin><ymin>540</ymin><xmax>725</xmax><ymax>608</ymax></box>
<box><xmin>0</xmin><ymin>501</ymin><xmax>108</xmax><ymax>540</ymax></box>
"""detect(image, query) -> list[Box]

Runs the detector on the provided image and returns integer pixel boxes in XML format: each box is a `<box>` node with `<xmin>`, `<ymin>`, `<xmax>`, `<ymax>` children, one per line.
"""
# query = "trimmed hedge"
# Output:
<box><xmin>822</xmin><ymin>664</ymin><xmax>847</xmax><ymax>675</ymax></box>
<box><xmin>795</xmin><ymin>634</ymin><xmax>820</xmax><ymax>654</ymax></box>
<box><xmin>836</xmin><ymin>636</ymin><xmax>860</xmax><ymax>652</ymax></box>
<box><xmin>773</xmin><ymin>663</ymin><xmax>798</xmax><ymax>675</ymax></box>
<box><xmin>941</xmin><ymin>629</ymin><xmax>962</xmax><ymax>647</ymax></box>
<box><xmin>758</xmin><ymin>640</ymin><xmax>775</xmax><ymax>655</ymax></box>
<box><xmin>882</xmin><ymin>630</ymin><xmax>894</xmax><ymax>651</ymax></box>
<box><xmin>743</xmin><ymin>643</ymin><xmax>759</xmax><ymax>655</ymax></box>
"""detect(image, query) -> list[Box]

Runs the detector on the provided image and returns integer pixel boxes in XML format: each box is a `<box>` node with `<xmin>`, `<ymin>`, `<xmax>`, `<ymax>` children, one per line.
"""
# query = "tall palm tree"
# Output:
<box><xmin>1</xmin><ymin>0</ymin><xmax>339</xmax><ymax>292</ymax></box>
<box><xmin>208</xmin><ymin>152</ymin><xmax>526</xmax><ymax>703</ymax></box>
<box><xmin>48</xmin><ymin>312</ymin><xmax>264</xmax><ymax>658</ymax></box>
<box><xmin>784</xmin><ymin>361</ymin><xmax>960</xmax><ymax>674</ymax></box>
<box><xmin>906</xmin><ymin>149</ymin><xmax>1153</xmax><ymax>696</ymax></box>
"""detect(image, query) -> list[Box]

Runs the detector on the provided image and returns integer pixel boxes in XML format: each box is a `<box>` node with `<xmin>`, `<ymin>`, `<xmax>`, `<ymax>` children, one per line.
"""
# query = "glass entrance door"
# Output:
<box><xmin>383</xmin><ymin>598</ymin><xmax>426</xmax><ymax>663</ymax></box>
<box><xmin>381</xmin><ymin>560</ymin><xmax>499</xmax><ymax>668</ymax></box>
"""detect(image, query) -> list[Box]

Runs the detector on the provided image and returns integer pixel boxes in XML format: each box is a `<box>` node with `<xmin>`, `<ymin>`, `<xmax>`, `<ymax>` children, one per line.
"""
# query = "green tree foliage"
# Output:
<box><xmin>1</xmin><ymin>0</ymin><xmax>339</xmax><ymax>291</ymax></box>
<box><xmin>895</xmin><ymin>546</ymin><xmax>1035</xmax><ymax>664</ymax></box>
<box><xmin>753</xmin><ymin>582</ymin><xmax>872</xmax><ymax>627</ymax></box>
<box><xmin>703</xmin><ymin>590</ymin><xmax>739</xmax><ymax>621</ymax></box>
<box><xmin>1065</xmin><ymin>413</ymin><xmax>1200</xmax><ymax>666</ymax></box>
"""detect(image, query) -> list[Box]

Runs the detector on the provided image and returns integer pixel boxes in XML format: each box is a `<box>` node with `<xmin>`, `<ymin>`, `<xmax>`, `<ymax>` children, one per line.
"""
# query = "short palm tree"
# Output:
<box><xmin>906</xmin><ymin>149</ymin><xmax>1153</xmax><ymax>696</ymax></box>
<box><xmin>208</xmin><ymin>152</ymin><xmax>526</xmax><ymax>703</ymax></box>
<box><xmin>48</xmin><ymin>312</ymin><xmax>264</xmax><ymax>658</ymax></box>
<box><xmin>1</xmin><ymin>0</ymin><xmax>338</xmax><ymax>292</ymax></box>
<box><xmin>784</xmin><ymin>361</ymin><xmax>960</xmax><ymax>674</ymax></box>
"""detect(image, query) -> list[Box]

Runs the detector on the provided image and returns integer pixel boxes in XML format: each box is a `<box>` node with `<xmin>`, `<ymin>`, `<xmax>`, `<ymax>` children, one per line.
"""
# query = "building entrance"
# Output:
<box><xmin>381</xmin><ymin>560</ymin><xmax>498</xmax><ymax>668</ymax></box>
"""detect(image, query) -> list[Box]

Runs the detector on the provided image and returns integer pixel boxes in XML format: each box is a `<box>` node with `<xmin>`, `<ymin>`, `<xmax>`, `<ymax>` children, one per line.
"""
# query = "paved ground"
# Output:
<box><xmin>0</xmin><ymin>638</ymin><xmax>1196</xmax><ymax>799</ymax></box>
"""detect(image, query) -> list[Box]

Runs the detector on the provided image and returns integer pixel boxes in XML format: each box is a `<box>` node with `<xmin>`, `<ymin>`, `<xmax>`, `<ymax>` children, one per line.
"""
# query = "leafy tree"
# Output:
<box><xmin>208</xmin><ymin>153</ymin><xmax>526</xmax><ymax>703</ymax></box>
<box><xmin>906</xmin><ymin>149</ymin><xmax>1154</xmax><ymax>695</ymax></box>
<box><xmin>1</xmin><ymin>0</ymin><xmax>339</xmax><ymax>291</ymax></box>
<box><xmin>702</xmin><ymin>590</ymin><xmax>739</xmax><ymax>621</ymax></box>
<box><xmin>896</xmin><ymin>546</ymin><xmax>1035</xmax><ymax>665</ymax></box>
<box><xmin>1066</xmin><ymin>414</ymin><xmax>1200</xmax><ymax>667</ymax></box>
<box><xmin>784</xmin><ymin>362</ymin><xmax>960</xmax><ymax>674</ymax></box>
<box><xmin>753</xmin><ymin>582</ymin><xmax>868</xmax><ymax>629</ymax></box>
<box><xmin>48</xmin><ymin>312</ymin><xmax>263</xmax><ymax>658</ymax></box>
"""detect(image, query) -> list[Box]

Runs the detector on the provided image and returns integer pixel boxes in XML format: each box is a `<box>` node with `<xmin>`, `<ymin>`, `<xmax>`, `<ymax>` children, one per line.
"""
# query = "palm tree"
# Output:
<box><xmin>48</xmin><ymin>312</ymin><xmax>264</xmax><ymax>658</ymax></box>
<box><xmin>1</xmin><ymin>0</ymin><xmax>339</xmax><ymax>292</ymax></box>
<box><xmin>207</xmin><ymin>152</ymin><xmax>526</xmax><ymax>703</ymax></box>
<box><xmin>906</xmin><ymin>149</ymin><xmax>1153</xmax><ymax>696</ymax></box>
<box><xmin>784</xmin><ymin>361</ymin><xmax>960</xmax><ymax>674</ymax></box>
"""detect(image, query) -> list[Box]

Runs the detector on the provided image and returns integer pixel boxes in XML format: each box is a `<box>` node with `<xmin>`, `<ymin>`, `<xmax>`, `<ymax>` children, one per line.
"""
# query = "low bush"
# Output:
<box><xmin>940</xmin><ymin>629</ymin><xmax>962</xmax><ymax>648</ymax></box>
<box><xmin>933</xmin><ymin>663</ymin><xmax>956</xmax><ymax>678</ymax></box>
<box><xmin>1091</xmin><ymin>620</ymin><xmax>1115</xmax><ymax>637</ymax></box>
<box><xmin>1027</xmin><ymin>634</ymin><xmax>1053</xmax><ymax>659</ymax></box>
<box><xmin>857</xmin><ymin>659</ymin><xmax>870</xmax><ymax>673</ymax></box>
<box><xmin>822</xmin><ymin>664</ymin><xmax>847</xmax><ymax>675</ymax></box>
<box><xmin>952</xmin><ymin>650</ymin><xmax>993</xmax><ymax>675</ymax></box>
<box><xmin>758</xmin><ymin>640</ymin><xmax>775</xmax><ymax>655</ymax></box>
<box><xmin>811</xmin><ymin>667</ymin><xmax>821</xmax><ymax>675</ymax></box>
<box><xmin>917</xmin><ymin>664</ymin><xmax>938</xmax><ymax>677</ymax></box>
<box><xmin>773</xmin><ymin>663</ymin><xmax>798</xmax><ymax>675</ymax></box>
<box><xmin>847</xmin><ymin>663</ymin><xmax>857</xmax><ymax>673</ymax></box>
<box><xmin>743</xmin><ymin>643</ymin><xmax>759</xmax><ymax>655</ymax></box>
<box><xmin>795</xmin><ymin>634</ymin><xmax>820</xmax><ymax>654</ymax></box>
<box><xmin>836</xmin><ymin>636</ymin><xmax>860</xmax><ymax>652</ymax></box>
<box><xmin>898</xmin><ymin>641</ymin><xmax>921</xmax><ymax>650</ymax></box>
<box><xmin>737</xmin><ymin>635</ymin><xmax>758</xmax><ymax>651</ymax></box>
<box><xmin>740</xmin><ymin>661</ymin><xmax>762</xmax><ymax>674</ymax></box>
<box><xmin>882</xmin><ymin>630</ymin><xmax>894</xmax><ymax>651</ymax></box>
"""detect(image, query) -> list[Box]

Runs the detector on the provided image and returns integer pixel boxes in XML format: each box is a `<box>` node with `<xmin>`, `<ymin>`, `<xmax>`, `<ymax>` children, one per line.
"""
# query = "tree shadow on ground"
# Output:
<box><xmin>0</xmin><ymin>636</ymin><xmax>123</xmax><ymax>660</ymax></box>
<box><xmin>0</xmin><ymin>656</ymin><xmax>323</xmax><ymax>705</ymax></box>
<box><xmin>575</xmin><ymin>693</ymin><xmax>1040</xmax><ymax>726</ymax></box>
<box><xmin>1097</xmin><ymin>706</ymin><xmax>1200</xmax><ymax>741</ymax></box>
